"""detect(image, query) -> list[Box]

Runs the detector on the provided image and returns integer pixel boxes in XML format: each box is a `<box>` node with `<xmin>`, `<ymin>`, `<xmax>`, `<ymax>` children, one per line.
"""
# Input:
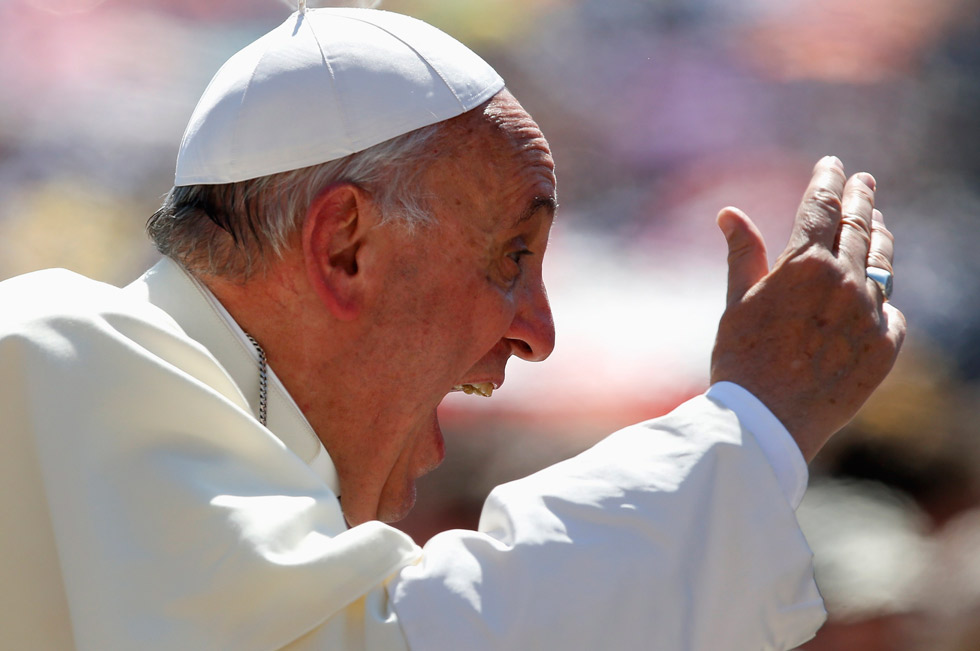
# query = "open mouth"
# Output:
<box><xmin>451</xmin><ymin>382</ymin><xmax>495</xmax><ymax>398</ymax></box>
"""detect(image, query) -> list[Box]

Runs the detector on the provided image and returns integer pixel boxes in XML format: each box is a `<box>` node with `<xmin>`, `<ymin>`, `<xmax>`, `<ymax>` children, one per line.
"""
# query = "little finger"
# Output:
<box><xmin>866</xmin><ymin>210</ymin><xmax>895</xmax><ymax>303</ymax></box>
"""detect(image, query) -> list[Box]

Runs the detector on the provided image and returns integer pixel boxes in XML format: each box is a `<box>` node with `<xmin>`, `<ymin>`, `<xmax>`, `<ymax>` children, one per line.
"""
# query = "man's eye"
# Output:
<box><xmin>507</xmin><ymin>249</ymin><xmax>533</xmax><ymax>265</ymax></box>
<box><xmin>501</xmin><ymin>248</ymin><xmax>532</xmax><ymax>286</ymax></box>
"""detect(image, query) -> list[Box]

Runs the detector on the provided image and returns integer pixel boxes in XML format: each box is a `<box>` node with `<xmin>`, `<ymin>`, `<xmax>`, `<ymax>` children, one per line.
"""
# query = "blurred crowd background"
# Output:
<box><xmin>2</xmin><ymin>0</ymin><xmax>979</xmax><ymax>647</ymax></box>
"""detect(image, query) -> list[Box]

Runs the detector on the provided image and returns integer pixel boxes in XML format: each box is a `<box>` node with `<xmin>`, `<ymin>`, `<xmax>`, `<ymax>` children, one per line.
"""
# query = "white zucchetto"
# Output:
<box><xmin>175</xmin><ymin>8</ymin><xmax>504</xmax><ymax>186</ymax></box>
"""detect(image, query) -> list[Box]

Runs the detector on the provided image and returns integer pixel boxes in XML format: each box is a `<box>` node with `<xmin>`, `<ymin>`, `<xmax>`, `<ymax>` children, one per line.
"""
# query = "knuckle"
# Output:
<box><xmin>841</xmin><ymin>215</ymin><xmax>873</xmax><ymax>241</ymax></box>
<box><xmin>812</xmin><ymin>264</ymin><xmax>875</xmax><ymax>311</ymax></box>
<box><xmin>842</xmin><ymin>275</ymin><xmax>872</xmax><ymax>301</ymax></box>
<box><xmin>871</xmin><ymin>220</ymin><xmax>895</xmax><ymax>242</ymax></box>
<box><xmin>848</xmin><ymin>180</ymin><xmax>875</xmax><ymax>202</ymax></box>
<box><xmin>794</xmin><ymin>249</ymin><xmax>842</xmax><ymax>278</ymax></box>
<box><xmin>841</xmin><ymin>211</ymin><xmax>870</xmax><ymax>226</ymax></box>
<box><xmin>807</xmin><ymin>188</ymin><xmax>843</xmax><ymax>214</ymax></box>
<box><xmin>781</xmin><ymin>251</ymin><xmax>850</xmax><ymax>296</ymax></box>
<box><xmin>866</xmin><ymin>250</ymin><xmax>892</xmax><ymax>270</ymax></box>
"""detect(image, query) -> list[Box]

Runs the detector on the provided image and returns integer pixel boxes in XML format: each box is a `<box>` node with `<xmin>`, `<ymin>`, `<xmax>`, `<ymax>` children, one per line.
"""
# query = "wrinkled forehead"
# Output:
<box><xmin>470</xmin><ymin>91</ymin><xmax>557</xmax><ymax>203</ymax></box>
<box><xmin>404</xmin><ymin>90</ymin><xmax>556</xmax><ymax>235</ymax></box>
<box><xmin>415</xmin><ymin>93</ymin><xmax>555</xmax><ymax>238</ymax></box>
<box><xmin>483</xmin><ymin>92</ymin><xmax>550</xmax><ymax>149</ymax></box>
<box><xmin>437</xmin><ymin>91</ymin><xmax>549</xmax><ymax>155</ymax></box>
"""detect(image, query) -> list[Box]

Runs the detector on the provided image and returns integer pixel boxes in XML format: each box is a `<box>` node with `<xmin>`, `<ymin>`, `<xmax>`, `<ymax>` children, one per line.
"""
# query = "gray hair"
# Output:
<box><xmin>146</xmin><ymin>121</ymin><xmax>446</xmax><ymax>279</ymax></box>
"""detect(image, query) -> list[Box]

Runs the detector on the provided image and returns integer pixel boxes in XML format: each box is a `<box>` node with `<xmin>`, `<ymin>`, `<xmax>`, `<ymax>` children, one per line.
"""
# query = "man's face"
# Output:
<box><xmin>334</xmin><ymin>91</ymin><xmax>557</xmax><ymax>525</ymax></box>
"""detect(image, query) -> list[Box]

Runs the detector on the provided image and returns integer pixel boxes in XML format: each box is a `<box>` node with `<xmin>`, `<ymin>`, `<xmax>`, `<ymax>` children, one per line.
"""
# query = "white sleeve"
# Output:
<box><xmin>5</xmin><ymin>272</ymin><xmax>823</xmax><ymax>650</ymax></box>
<box><xmin>390</xmin><ymin>392</ymin><xmax>825</xmax><ymax>650</ymax></box>
<box><xmin>706</xmin><ymin>382</ymin><xmax>809</xmax><ymax>509</ymax></box>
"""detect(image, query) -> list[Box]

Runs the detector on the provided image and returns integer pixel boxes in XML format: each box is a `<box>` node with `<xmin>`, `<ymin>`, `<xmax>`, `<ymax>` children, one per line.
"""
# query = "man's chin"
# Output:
<box><xmin>375</xmin><ymin>482</ymin><xmax>418</xmax><ymax>524</ymax></box>
<box><xmin>352</xmin><ymin>415</ymin><xmax>444</xmax><ymax>525</ymax></box>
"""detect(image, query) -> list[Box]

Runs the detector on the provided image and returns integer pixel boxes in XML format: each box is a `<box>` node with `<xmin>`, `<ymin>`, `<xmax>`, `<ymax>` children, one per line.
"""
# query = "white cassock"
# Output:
<box><xmin>0</xmin><ymin>257</ymin><xmax>825</xmax><ymax>650</ymax></box>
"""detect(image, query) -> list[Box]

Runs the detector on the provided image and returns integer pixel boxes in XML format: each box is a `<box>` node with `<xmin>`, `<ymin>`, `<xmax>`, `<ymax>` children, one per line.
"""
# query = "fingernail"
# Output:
<box><xmin>858</xmin><ymin>173</ymin><xmax>876</xmax><ymax>191</ymax></box>
<box><xmin>825</xmin><ymin>155</ymin><xmax>842</xmax><ymax>167</ymax></box>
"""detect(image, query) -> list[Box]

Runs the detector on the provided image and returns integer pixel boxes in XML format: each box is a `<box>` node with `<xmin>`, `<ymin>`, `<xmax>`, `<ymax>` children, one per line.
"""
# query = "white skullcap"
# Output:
<box><xmin>174</xmin><ymin>7</ymin><xmax>505</xmax><ymax>186</ymax></box>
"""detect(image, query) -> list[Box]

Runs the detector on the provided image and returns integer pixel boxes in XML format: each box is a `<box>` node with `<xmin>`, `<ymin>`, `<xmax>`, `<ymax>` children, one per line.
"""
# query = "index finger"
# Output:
<box><xmin>786</xmin><ymin>156</ymin><xmax>847</xmax><ymax>253</ymax></box>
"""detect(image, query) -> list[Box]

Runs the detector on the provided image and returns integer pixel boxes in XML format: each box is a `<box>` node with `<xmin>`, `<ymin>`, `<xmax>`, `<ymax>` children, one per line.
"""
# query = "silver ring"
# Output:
<box><xmin>866</xmin><ymin>267</ymin><xmax>893</xmax><ymax>301</ymax></box>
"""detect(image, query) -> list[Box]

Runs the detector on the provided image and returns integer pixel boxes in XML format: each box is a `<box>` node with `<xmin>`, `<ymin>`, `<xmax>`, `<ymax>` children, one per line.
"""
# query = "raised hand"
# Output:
<box><xmin>710</xmin><ymin>156</ymin><xmax>906</xmax><ymax>462</ymax></box>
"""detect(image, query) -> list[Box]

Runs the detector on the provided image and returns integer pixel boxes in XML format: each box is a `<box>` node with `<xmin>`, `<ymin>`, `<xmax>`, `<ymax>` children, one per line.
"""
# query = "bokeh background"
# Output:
<box><xmin>3</xmin><ymin>0</ymin><xmax>979</xmax><ymax>647</ymax></box>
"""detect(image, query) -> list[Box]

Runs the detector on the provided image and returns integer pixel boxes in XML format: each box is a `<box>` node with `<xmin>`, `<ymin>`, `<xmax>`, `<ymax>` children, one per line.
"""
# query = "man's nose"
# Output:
<box><xmin>506</xmin><ymin>280</ymin><xmax>555</xmax><ymax>362</ymax></box>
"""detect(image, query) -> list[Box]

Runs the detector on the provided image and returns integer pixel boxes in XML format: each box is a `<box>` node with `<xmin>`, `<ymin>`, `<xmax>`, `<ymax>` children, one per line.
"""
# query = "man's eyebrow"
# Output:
<box><xmin>516</xmin><ymin>196</ymin><xmax>558</xmax><ymax>225</ymax></box>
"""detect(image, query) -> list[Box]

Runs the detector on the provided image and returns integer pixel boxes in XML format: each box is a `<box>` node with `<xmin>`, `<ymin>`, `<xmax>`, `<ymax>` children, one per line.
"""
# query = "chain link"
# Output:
<box><xmin>245</xmin><ymin>334</ymin><xmax>268</xmax><ymax>427</ymax></box>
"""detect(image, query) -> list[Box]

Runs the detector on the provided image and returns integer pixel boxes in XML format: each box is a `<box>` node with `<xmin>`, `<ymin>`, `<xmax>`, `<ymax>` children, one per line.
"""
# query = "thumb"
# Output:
<box><xmin>717</xmin><ymin>206</ymin><xmax>769</xmax><ymax>304</ymax></box>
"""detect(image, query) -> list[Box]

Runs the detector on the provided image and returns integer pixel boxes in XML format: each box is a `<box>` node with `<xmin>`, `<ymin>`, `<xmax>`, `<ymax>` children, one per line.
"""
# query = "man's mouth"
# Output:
<box><xmin>451</xmin><ymin>382</ymin><xmax>496</xmax><ymax>398</ymax></box>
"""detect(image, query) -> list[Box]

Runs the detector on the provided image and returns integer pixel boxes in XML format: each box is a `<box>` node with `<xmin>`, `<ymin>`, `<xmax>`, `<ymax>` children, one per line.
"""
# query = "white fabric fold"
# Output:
<box><xmin>391</xmin><ymin>394</ymin><xmax>825</xmax><ymax>650</ymax></box>
<box><xmin>707</xmin><ymin>381</ymin><xmax>809</xmax><ymax>509</ymax></box>
<box><xmin>175</xmin><ymin>8</ymin><xmax>504</xmax><ymax>185</ymax></box>
<box><xmin>0</xmin><ymin>262</ymin><xmax>825</xmax><ymax>649</ymax></box>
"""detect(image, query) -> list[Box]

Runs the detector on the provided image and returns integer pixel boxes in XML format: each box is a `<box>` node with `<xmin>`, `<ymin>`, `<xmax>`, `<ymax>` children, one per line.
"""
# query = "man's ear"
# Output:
<box><xmin>302</xmin><ymin>184</ymin><xmax>378</xmax><ymax>321</ymax></box>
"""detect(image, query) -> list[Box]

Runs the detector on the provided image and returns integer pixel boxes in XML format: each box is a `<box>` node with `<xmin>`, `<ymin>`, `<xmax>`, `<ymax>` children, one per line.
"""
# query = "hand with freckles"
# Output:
<box><xmin>710</xmin><ymin>156</ymin><xmax>906</xmax><ymax>462</ymax></box>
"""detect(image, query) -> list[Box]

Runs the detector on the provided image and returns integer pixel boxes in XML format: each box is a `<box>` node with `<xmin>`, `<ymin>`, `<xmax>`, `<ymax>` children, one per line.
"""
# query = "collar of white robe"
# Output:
<box><xmin>173</xmin><ymin>6</ymin><xmax>504</xmax><ymax>186</ymax></box>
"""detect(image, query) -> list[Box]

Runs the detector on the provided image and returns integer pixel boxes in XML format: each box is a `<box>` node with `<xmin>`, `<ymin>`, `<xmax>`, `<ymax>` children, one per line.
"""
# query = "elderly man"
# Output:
<box><xmin>0</xmin><ymin>5</ymin><xmax>903</xmax><ymax>650</ymax></box>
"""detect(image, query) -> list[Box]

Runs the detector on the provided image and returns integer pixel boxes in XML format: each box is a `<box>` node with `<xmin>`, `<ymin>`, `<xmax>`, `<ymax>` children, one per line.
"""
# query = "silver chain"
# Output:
<box><xmin>245</xmin><ymin>334</ymin><xmax>268</xmax><ymax>427</ymax></box>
